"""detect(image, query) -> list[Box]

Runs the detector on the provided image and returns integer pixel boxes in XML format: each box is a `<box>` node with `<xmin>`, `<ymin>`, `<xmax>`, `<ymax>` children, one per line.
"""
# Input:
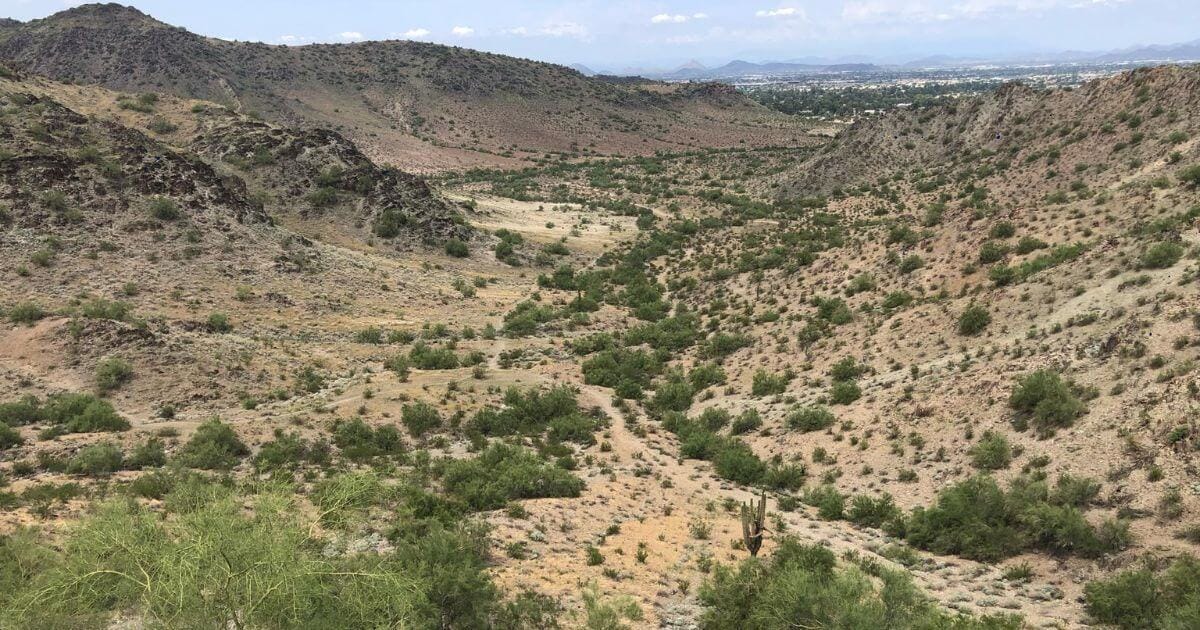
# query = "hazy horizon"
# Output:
<box><xmin>3</xmin><ymin>1</ymin><xmax>1198</xmax><ymax>71</ymax></box>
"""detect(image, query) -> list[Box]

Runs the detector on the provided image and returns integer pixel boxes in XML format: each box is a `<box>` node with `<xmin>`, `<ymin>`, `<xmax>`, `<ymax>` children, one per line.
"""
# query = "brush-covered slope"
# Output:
<box><xmin>0</xmin><ymin>3</ymin><xmax>807</xmax><ymax>171</ymax></box>
<box><xmin>782</xmin><ymin>65</ymin><xmax>1200</xmax><ymax>199</ymax></box>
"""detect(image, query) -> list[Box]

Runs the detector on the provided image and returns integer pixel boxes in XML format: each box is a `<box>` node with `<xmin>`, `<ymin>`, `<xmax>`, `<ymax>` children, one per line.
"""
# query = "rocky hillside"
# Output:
<box><xmin>783</xmin><ymin>65</ymin><xmax>1200</xmax><ymax>199</ymax></box>
<box><xmin>0</xmin><ymin>3</ymin><xmax>808</xmax><ymax>171</ymax></box>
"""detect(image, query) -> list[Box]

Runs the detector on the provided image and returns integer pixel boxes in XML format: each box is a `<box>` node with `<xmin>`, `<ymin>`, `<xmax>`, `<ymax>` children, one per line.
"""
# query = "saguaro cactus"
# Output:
<box><xmin>741</xmin><ymin>489</ymin><xmax>767</xmax><ymax>557</ymax></box>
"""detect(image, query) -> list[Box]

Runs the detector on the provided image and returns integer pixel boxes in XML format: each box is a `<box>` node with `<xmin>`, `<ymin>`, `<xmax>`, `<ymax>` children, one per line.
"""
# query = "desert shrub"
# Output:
<box><xmin>898</xmin><ymin>254</ymin><xmax>924</xmax><ymax>274</ymax></box>
<box><xmin>0</xmin><ymin>395</ymin><xmax>43</xmax><ymax>426</ymax></box>
<box><xmin>254</xmin><ymin>430</ymin><xmax>329</xmax><ymax>473</ymax></box>
<box><xmin>1050</xmin><ymin>474</ymin><xmax>1101</xmax><ymax>508</ymax></box>
<box><xmin>813</xmin><ymin>296</ymin><xmax>853</xmax><ymax>325</ymax></box>
<box><xmin>125</xmin><ymin>438</ymin><xmax>167</xmax><ymax>469</ymax></box>
<box><xmin>804</xmin><ymin>485</ymin><xmax>846</xmax><ymax>520</ymax></box>
<box><xmin>1178</xmin><ymin>164</ymin><xmax>1200</xmax><ymax>188</ymax></box>
<box><xmin>295</xmin><ymin>366</ymin><xmax>326</xmax><ymax>393</ymax></box>
<box><xmin>649</xmin><ymin>375</ymin><xmax>695</xmax><ymax>415</ymax></box>
<box><xmin>502</xmin><ymin>300</ymin><xmax>559</xmax><ymax>337</ymax></box>
<box><xmin>697</xmin><ymin>407</ymin><xmax>731</xmax><ymax>432</ymax></box>
<box><xmin>66</xmin><ymin>442</ymin><xmax>124</xmax><ymax>476</ymax></box>
<box><xmin>730</xmin><ymin>409</ymin><xmax>762</xmax><ymax>435</ymax></box>
<box><xmin>94</xmin><ymin>357</ymin><xmax>133</xmax><ymax>393</ymax></box>
<box><xmin>702</xmin><ymin>332</ymin><xmax>752</xmax><ymax>358</ymax></box>
<box><xmin>468</xmin><ymin>386</ymin><xmax>598</xmax><ymax>445</ymax></box>
<box><xmin>581</xmin><ymin>348</ymin><xmax>660</xmax><ymax>398</ymax></box>
<box><xmin>751</xmin><ymin>369</ymin><xmax>791</xmax><ymax>396</ymax></box>
<box><xmin>829</xmin><ymin>380</ymin><xmax>862</xmax><ymax>405</ymax></box>
<box><xmin>408</xmin><ymin>342</ymin><xmax>459</xmax><ymax>369</ymax></box>
<box><xmin>787</xmin><ymin>406</ymin><xmax>836</xmax><ymax>433</ymax></box>
<box><xmin>332</xmin><ymin>418</ymin><xmax>404</xmax><ymax>461</ymax></box>
<box><xmin>0</xmin><ymin>422</ymin><xmax>23</xmax><ymax>450</ymax></box>
<box><xmin>147</xmin><ymin>197</ymin><xmax>180</xmax><ymax>221</ymax></box>
<box><xmin>401</xmin><ymin>402</ymin><xmax>441</xmax><ymax>437</ymax></box>
<box><xmin>78</xmin><ymin>298</ymin><xmax>133</xmax><ymax>321</ymax></box>
<box><xmin>444</xmin><ymin>238</ymin><xmax>470</xmax><ymax>257</ymax></box>
<box><xmin>958</xmin><ymin>304</ymin><xmax>992</xmax><ymax>336</ymax></box>
<box><xmin>901</xmin><ymin>475</ymin><xmax>1124</xmax><ymax>562</ymax></box>
<box><xmin>762</xmin><ymin>463</ymin><xmax>807</xmax><ymax>491</ymax></box>
<box><xmin>969</xmin><ymin>431</ymin><xmax>1012</xmax><ymax>470</ymax></box>
<box><xmin>990</xmin><ymin>221</ymin><xmax>1016</xmax><ymax>239</ymax></box>
<box><xmin>7</xmin><ymin>301</ymin><xmax>45</xmax><ymax>325</ymax></box>
<box><xmin>829</xmin><ymin>357</ymin><xmax>864</xmax><ymax>382</ymax></box>
<box><xmin>441</xmin><ymin>443</ymin><xmax>584</xmax><ymax>511</ymax></box>
<box><xmin>175</xmin><ymin>418</ymin><xmax>249</xmax><ymax>469</ymax></box>
<box><xmin>1084</xmin><ymin>556</ymin><xmax>1200</xmax><ymax>629</ymax></box>
<box><xmin>206</xmin><ymin>312</ymin><xmax>232</xmax><ymax>332</ymax></box>
<box><xmin>847</xmin><ymin>494</ymin><xmax>901</xmax><ymax>529</ymax></box>
<box><xmin>1140</xmin><ymin>242</ymin><xmax>1184</xmax><ymax>269</ymax></box>
<box><xmin>978</xmin><ymin>241</ymin><xmax>1009</xmax><ymax>264</ymax></box>
<box><xmin>688</xmin><ymin>363</ymin><xmax>727</xmax><ymax>390</ymax></box>
<box><xmin>713</xmin><ymin>441</ymin><xmax>767</xmax><ymax>485</ymax></box>
<box><xmin>39</xmin><ymin>393</ymin><xmax>129</xmax><ymax>433</ymax></box>
<box><xmin>1009</xmin><ymin>370</ymin><xmax>1085</xmax><ymax>436</ymax></box>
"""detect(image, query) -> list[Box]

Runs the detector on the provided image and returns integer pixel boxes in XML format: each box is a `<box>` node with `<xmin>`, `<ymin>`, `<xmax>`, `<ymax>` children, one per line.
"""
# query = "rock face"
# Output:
<box><xmin>190</xmin><ymin>118</ymin><xmax>469</xmax><ymax>242</ymax></box>
<box><xmin>0</xmin><ymin>89</ymin><xmax>265</xmax><ymax>229</ymax></box>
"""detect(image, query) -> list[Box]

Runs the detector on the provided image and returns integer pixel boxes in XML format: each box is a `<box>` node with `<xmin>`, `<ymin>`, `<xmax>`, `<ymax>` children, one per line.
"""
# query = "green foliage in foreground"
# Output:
<box><xmin>699</xmin><ymin>538</ymin><xmax>1022</xmax><ymax>630</ymax></box>
<box><xmin>0</xmin><ymin>487</ymin><xmax>500</xmax><ymax>629</ymax></box>
<box><xmin>1084</xmin><ymin>556</ymin><xmax>1200</xmax><ymax>629</ymax></box>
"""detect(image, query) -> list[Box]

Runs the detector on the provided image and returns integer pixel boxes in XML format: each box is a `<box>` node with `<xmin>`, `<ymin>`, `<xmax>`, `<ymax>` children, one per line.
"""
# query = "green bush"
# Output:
<box><xmin>332</xmin><ymin>418</ymin><xmax>404</xmax><ymax>461</ymax></box>
<box><xmin>66</xmin><ymin>442</ymin><xmax>124</xmax><ymax>476</ymax></box>
<box><xmin>409</xmin><ymin>342</ymin><xmax>459</xmax><ymax>369</ymax></box>
<box><xmin>126</xmin><ymin>438</ymin><xmax>167</xmax><ymax>469</ymax></box>
<box><xmin>787</xmin><ymin>406</ymin><xmax>836</xmax><ymax>433</ymax></box>
<box><xmin>206</xmin><ymin>312</ymin><xmax>232</xmax><ymax>332</ymax></box>
<box><xmin>254</xmin><ymin>430</ymin><xmax>330</xmax><ymax>472</ymax></box>
<box><xmin>0</xmin><ymin>489</ymin><xmax>488</xmax><ymax>629</ymax></box>
<box><xmin>969</xmin><ymin>431</ymin><xmax>1012</xmax><ymax>470</ymax></box>
<box><xmin>829</xmin><ymin>380</ymin><xmax>861</xmax><ymax>405</ymax></box>
<box><xmin>444</xmin><ymin>239</ymin><xmax>470</xmax><ymax>258</ymax></box>
<box><xmin>958</xmin><ymin>304</ymin><xmax>992</xmax><ymax>336</ymax></box>
<box><xmin>401</xmin><ymin>402</ymin><xmax>441</xmax><ymax>437</ymax></box>
<box><xmin>829</xmin><ymin>357</ymin><xmax>864</xmax><ymax>382</ymax></box>
<box><xmin>751</xmin><ymin>369</ymin><xmax>791</xmax><ymax>396</ymax></box>
<box><xmin>0</xmin><ymin>422</ymin><xmax>23</xmax><ymax>450</ymax></box>
<box><xmin>581</xmin><ymin>348</ymin><xmax>660</xmax><ymax>398</ymax></box>
<box><xmin>1084</xmin><ymin>556</ymin><xmax>1200</xmax><ymax>629</ymax></box>
<box><xmin>1009</xmin><ymin>370</ymin><xmax>1085</xmax><ymax>436</ymax></box>
<box><xmin>37</xmin><ymin>393</ymin><xmax>129</xmax><ymax>433</ymax></box>
<box><xmin>94</xmin><ymin>357</ymin><xmax>133</xmax><ymax>393</ymax></box>
<box><xmin>730</xmin><ymin>409</ymin><xmax>762</xmax><ymax>435</ymax></box>
<box><xmin>1140</xmin><ymin>242</ymin><xmax>1184</xmax><ymax>269</ymax></box>
<box><xmin>147</xmin><ymin>197</ymin><xmax>181</xmax><ymax>221</ymax></box>
<box><xmin>175</xmin><ymin>418</ymin><xmax>249</xmax><ymax>469</ymax></box>
<box><xmin>847</xmin><ymin>494</ymin><xmax>901</xmax><ymax>528</ymax></box>
<box><xmin>901</xmin><ymin>475</ymin><xmax>1125</xmax><ymax>562</ymax></box>
<box><xmin>7</xmin><ymin>301</ymin><xmax>45</xmax><ymax>325</ymax></box>
<box><xmin>468</xmin><ymin>386</ymin><xmax>598</xmax><ymax>444</ymax></box>
<box><xmin>1178</xmin><ymin>164</ymin><xmax>1200</xmax><ymax>188</ymax></box>
<box><xmin>442</xmin><ymin>443</ymin><xmax>584</xmax><ymax>511</ymax></box>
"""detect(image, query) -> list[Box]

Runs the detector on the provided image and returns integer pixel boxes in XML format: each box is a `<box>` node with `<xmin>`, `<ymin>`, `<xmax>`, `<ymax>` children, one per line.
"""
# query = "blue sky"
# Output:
<box><xmin>4</xmin><ymin>1</ymin><xmax>1198</xmax><ymax>69</ymax></box>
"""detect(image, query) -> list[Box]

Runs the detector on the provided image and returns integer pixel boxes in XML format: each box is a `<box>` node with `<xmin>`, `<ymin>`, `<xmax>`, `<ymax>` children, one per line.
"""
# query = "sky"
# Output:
<box><xmin>3</xmin><ymin>0</ymin><xmax>1199</xmax><ymax>70</ymax></box>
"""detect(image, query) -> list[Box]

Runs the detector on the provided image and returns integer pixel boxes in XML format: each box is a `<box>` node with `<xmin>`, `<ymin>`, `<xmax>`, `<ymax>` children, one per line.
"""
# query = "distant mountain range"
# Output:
<box><xmin>588</xmin><ymin>38</ymin><xmax>1200</xmax><ymax>81</ymax></box>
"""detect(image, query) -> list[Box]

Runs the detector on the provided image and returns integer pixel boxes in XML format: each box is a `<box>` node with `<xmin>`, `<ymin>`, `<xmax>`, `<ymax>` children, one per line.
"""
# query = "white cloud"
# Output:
<box><xmin>401</xmin><ymin>28</ymin><xmax>431</xmax><ymax>39</ymax></box>
<box><xmin>651</xmin><ymin>12</ymin><xmax>709</xmax><ymax>24</ymax></box>
<box><xmin>756</xmin><ymin>7</ymin><xmax>801</xmax><ymax>18</ymax></box>
<box><xmin>339</xmin><ymin>31</ymin><xmax>364</xmax><ymax>40</ymax></box>
<box><xmin>451</xmin><ymin>25</ymin><xmax>475</xmax><ymax>37</ymax></box>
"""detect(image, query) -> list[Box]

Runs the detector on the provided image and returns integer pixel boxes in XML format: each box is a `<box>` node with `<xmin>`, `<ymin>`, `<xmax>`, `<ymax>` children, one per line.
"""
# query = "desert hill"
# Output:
<box><xmin>0</xmin><ymin>3</ymin><xmax>812</xmax><ymax>171</ymax></box>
